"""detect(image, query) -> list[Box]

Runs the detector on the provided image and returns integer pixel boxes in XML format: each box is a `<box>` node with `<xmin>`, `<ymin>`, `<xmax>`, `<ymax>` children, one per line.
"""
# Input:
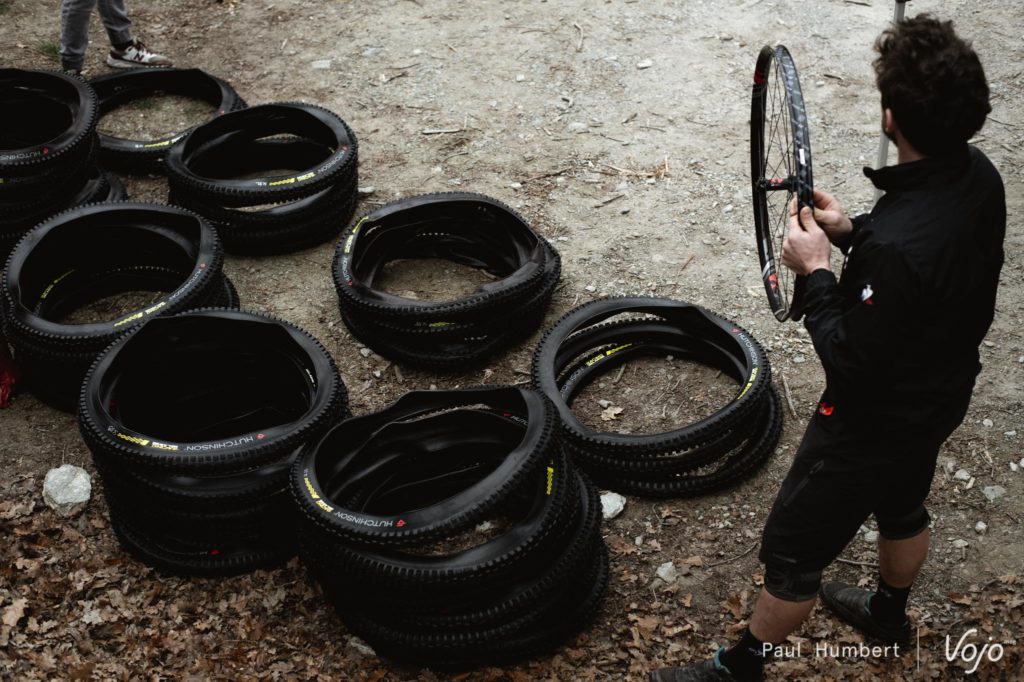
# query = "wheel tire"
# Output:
<box><xmin>89</xmin><ymin>67</ymin><xmax>246</xmax><ymax>174</ymax></box>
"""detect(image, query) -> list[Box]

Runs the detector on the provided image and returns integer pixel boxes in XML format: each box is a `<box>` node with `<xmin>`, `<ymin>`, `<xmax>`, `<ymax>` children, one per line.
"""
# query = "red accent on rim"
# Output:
<box><xmin>754</xmin><ymin>69</ymin><xmax>766</xmax><ymax>86</ymax></box>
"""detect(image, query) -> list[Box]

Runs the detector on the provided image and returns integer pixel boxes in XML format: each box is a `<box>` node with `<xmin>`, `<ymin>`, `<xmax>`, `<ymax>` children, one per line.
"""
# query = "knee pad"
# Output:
<box><xmin>764</xmin><ymin>563</ymin><xmax>822</xmax><ymax>602</ymax></box>
<box><xmin>877</xmin><ymin>505</ymin><xmax>930</xmax><ymax>540</ymax></box>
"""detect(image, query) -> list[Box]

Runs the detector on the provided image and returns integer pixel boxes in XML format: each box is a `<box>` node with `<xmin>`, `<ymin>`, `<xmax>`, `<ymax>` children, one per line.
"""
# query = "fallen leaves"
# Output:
<box><xmin>2</xmin><ymin>598</ymin><xmax>27</xmax><ymax>627</ymax></box>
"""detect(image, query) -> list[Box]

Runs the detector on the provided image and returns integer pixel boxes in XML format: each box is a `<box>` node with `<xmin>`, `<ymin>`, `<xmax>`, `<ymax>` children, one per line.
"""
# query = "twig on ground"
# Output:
<box><xmin>780</xmin><ymin>372</ymin><xmax>798</xmax><ymax>418</ymax></box>
<box><xmin>573</xmin><ymin>22</ymin><xmax>584</xmax><ymax>52</ymax></box>
<box><xmin>706</xmin><ymin>542</ymin><xmax>757</xmax><ymax>568</ymax></box>
<box><xmin>680</xmin><ymin>253</ymin><xmax>695</xmax><ymax>272</ymax></box>
<box><xmin>836</xmin><ymin>557</ymin><xmax>879</xmax><ymax>568</ymax></box>
<box><xmin>422</xmin><ymin>127</ymin><xmax>463</xmax><ymax>135</ymax></box>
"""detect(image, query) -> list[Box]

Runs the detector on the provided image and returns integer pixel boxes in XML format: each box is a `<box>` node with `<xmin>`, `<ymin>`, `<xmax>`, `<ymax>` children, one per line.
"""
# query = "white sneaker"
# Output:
<box><xmin>106</xmin><ymin>40</ymin><xmax>173</xmax><ymax>69</ymax></box>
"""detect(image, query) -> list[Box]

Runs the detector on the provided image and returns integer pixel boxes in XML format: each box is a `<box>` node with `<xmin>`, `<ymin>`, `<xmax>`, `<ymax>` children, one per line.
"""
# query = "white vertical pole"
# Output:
<box><xmin>874</xmin><ymin>1</ymin><xmax>909</xmax><ymax>204</ymax></box>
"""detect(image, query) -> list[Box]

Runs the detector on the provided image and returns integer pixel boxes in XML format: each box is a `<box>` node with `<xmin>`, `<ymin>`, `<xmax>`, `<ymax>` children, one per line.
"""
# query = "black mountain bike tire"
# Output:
<box><xmin>78</xmin><ymin>308</ymin><xmax>347</xmax><ymax>474</ymax></box>
<box><xmin>89</xmin><ymin>67</ymin><xmax>246</xmax><ymax>174</ymax></box>
<box><xmin>750</xmin><ymin>44</ymin><xmax>814</xmax><ymax>322</ymax></box>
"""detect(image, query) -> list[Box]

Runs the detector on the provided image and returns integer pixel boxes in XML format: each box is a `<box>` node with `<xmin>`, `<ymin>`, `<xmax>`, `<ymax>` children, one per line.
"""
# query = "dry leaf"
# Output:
<box><xmin>1</xmin><ymin>599</ymin><xmax>27</xmax><ymax>627</ymax></box>
<box><xmin>948</xmin><ymin>592</ymin><xmax>972</xmax><ymax>606</ymax></box>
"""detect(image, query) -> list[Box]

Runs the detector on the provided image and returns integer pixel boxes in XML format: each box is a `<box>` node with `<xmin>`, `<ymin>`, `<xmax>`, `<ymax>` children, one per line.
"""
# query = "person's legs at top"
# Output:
<box><xmin>100</xmin><ymin>0</ymin><xmax>173</xmax><ymax>68</ymax></box>
<box><xmin>59</xmin><ymin>0</ymin><xmax>100</xmax><ymax>73</ymax></box>
<box><xmin>95</xmin><ymin>0</ymin><xmax>133</xmax><ymax>51</ymax></box>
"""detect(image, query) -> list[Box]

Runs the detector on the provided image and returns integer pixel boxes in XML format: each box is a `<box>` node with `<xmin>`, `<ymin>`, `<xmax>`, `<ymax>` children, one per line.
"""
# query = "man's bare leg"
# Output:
<box><xmin>878</xmin><ymin>528</ymin><xmax>929</xmax><ymax>587</ymax></box>
<box><xmin>748</xmin><ymin>589</ymin><xmax>816</xmax><ymax>643</ymax></box>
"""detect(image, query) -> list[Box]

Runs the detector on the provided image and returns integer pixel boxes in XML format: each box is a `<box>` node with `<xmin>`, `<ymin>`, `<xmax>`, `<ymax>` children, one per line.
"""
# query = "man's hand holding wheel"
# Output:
<box><xmin>782</xmin><ymin>206</ymin><xmax>832</xmax><ymax>276</ymax></box>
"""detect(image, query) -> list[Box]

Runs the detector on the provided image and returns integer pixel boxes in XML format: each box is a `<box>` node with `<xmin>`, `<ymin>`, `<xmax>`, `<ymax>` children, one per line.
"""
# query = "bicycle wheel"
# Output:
<box><xmin>750</xmin><ymin>45</ymin><xmax>813</xmax><ymax>322</ymax></box>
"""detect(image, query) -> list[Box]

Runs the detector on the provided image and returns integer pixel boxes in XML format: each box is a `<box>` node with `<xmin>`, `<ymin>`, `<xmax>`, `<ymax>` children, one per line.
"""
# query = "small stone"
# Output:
<box><xmin>1010</xmin><ymin>461</ymin><xmax>1019</xmax><ymax>473</ymax></box>
<box><xmin>953</xmin><ymin>468</ymin><xmax>971</xmax><ymax>482</ymax></box>
<box><xmin>42</xmin><ymin>465</ymin><xmax>91</xmax><ymax>518</ymax></box>
<box><xmin>372</xmin><ymin>370</ymin><xmax>381</xmax><ymax>378</ymax></box>
<box><xmin>982</xmin><ymin>340</ymin><xmax>995</xmax><ymax>347</ymax></box>
<box><xmin>510</xmin><ymin>182</ymin><xmax>522</xmax><ymax>190</ymax></box>
<box><xmin>982</xmin><ymin>418</ymin><xmax>994</xmax><ymax>427</ymax></box>
<box><xmin>636</xmin><ymin>59</ymin><xmax>654</xmax><ymax>69</ymax></box>
<box><xmin>974</xmin><ymin>521</ymin><xmax>988</xmax><ymax>534</ymax></box>
<box><xmin>723</xmin><ymin>204</ymin><xmax>734</xmax><ymax>214</ymax></box>
<box><xmin>982</xmin><ymin>485</ymin><xmax>1006</xmax><ymax>502</ymax></box>
<box><xmin>515</xmin><ymin>73</ymin><xmax>526</xmax><ymax>82</ymax></box>
<box><xmin>939</xmin><ymin>457</ymin><xmax>956</xmax><ymax>475</ymax></box>
<box><xmin>429</xmin><ymin>384</ymin><xmax>437</xmax><ymax>391</ymax></box>
<box><xmin>952</xmin><ymin>539</ymin><xmax>970</xmax><ymax>549</ymax></box>
<box><xmin>475</xmin><ymin>521</ymin><xmax>494</xmax><ymax>533</ymax></box>
<box><xmin>1019</xmin><ymin>457</ymin><xmax>1024</xmax><ymax>469</ymax></box>
<box><xmin>597</xmin><ymin>399</ymin><xmax>612</xmax><ymax>408</ymax></box>
<box><xmin>1004</xmin><ymin>430</ymin><xmax>1017</xmax><ymax>437</ymax></box>
<box><xmin>311</xmin><ymin>59</ymin><xmax>332</xmax><ymax>70</ymax></box>
<box><xmin>1018</xmin><ymin>355</ymin><xmax>1024</xmax><ymax>364</ymax></box>
<box><xmin>567</xmin><ymin>121</ymin><xmax>589</xmax><ymax>133</ymax></box>
<box><xmin>600</xmin><ymin>492</ymin><xmax>627</xmax><ymax>520</ymax></box>
<box><xmin>584</xmin><ymin>284</ymin><xmax>596</xmax><ymax>292</ymax></box>
<box><xmin>619</xmin><ymin>206</ymin><xmax>631</xmax><ymax>215</ymax></box>
<box><xmin>793</xmin><ymin>355</ymin><xmax>806</xmax><ymax>364</ymax></box>
<box><xmin>815</xmin><ymin>80</ymin><xmax>825</xmax><ymax>87</ymax></box>
<box><xmin>635</xmin><ymin>535</ymin><xmax>644</xmax><ymax>546</ymax></box>
<box><xmin>864</xmin><ymin>530</ymin><xmax>879</xmax><ymax>543</ymax></box>
<box><xmin>359</xmin><ymin>347</ymin><xmax>372</xmax><ymax>358</ymax></box>
<box><xmin>656</xmin><ymin>561</ymin><xmax>678</xmax><ymax>583</ymax></box>
<box><xmin>357</xmin><ymin>186</ymin><xmax>376</xmax><ymax>196</ymax></box>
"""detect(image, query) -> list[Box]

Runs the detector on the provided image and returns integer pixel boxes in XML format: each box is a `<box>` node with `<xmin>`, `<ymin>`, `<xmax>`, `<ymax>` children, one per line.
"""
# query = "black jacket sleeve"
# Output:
<box><xmin>800</xmin><ymin>240</ymin><xmax>921</xmax><ymax>408</ymax></box>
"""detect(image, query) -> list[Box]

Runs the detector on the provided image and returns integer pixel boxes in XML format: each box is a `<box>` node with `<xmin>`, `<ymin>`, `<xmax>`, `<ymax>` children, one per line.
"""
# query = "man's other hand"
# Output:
<box><xmin>790</xmin><ymin>189</ymin><xmax>854</xmax><ymax>245</ymax></box>
<box><xmin>782</xmin><ymin>206</ymin><xmax>832</xmax><ymax>276</ymax></box>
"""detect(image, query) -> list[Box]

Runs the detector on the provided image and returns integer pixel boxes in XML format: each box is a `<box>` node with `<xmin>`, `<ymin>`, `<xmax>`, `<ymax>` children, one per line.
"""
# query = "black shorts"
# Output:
<box><xmin>759</xmin><ymin>395</ymin><xmax>970</xmax><ymax>574</ymax></box>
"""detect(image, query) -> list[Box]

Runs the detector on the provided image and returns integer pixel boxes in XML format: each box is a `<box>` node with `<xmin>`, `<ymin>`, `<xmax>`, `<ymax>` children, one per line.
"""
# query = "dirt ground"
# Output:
<box><xmin>2</xmin><ymin>0</ymin><xmax>1022</xmax><ymax>679</ymax></box>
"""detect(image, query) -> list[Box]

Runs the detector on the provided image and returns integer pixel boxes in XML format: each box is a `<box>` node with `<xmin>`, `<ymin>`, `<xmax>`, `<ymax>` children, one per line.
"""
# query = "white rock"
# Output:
<box><xmin>793</xmin><ymin>355</ymin><xmax>806</xmax><ymax>364</ymax></box>
<box><xmin>656</xmin><ymin>561</ymin><xmax>678</xmax><ymax>583</ymax></box>
<box><xmin>515</xmin><ymin>73</ymin><xmax>526</xmax><ymax>82</ymax></box>
<box><xmin>597</xmin><ymin>399</ymin><xmax>612</xmax><ymax>408</ymax></box>
<box><xmin>982</xmin><ymin>418</ymin><xmax>994</xmax><ymax>427</ymax></box>
<box><xmin>975</xmin><ymin>521</ymin><xmax>988</xmax><ymax>534</ymax></box>
<box><xmin>952</xmin><ymin>539</ymin><xmax>970</xmax><ymax>549</ymax></box>
<box><xmin>567</xmin><ymin>121</ymin><xmax>589</xmax><ymax>133</ymax></box>
<box><xmin>1004</xmin><ymin>430</ymin><xmax>1017</xmax><ymax>437</ymax></box>
<box><xmin>475</xmin><ymin>520</ymin><xmax>494</xmax><ymax>533</ymax></box>
<box><xmin>953</xmin><ymin>468</ymin><xmax>971</xmax><ymax>481</ymax></box>
<box><xmin>636</xmin><ymin>59</ymin><xmax>654</xmax><ymax>69</ymax></box>
<box><xmin>600</xmin><ymin>492</ymin><xmax>627</xmax><ymax>519</ymax></box>
<box><xmin>510</xmin><ymin>182</ymin><xmax>522</xmax><ymax>190</ymax></box>
<box><xmin>864</xmin><ymin>530</ymin><xmax>879</xmax><ymax>543</ymax></box>
<box><xmin>311</xmin><ymin>59</ymin><xmax>332</xmax><ymax>70</ymax></box>
<box><xmin>1019</xmin><ymin>457</ymin><xmax>1024</xmax><ymax>469</ymax></box>
<box><xmin>357</xmin><ymin>186</ymin><xmax>376</xmax><ymax>196</ymax></box>
<box><xmin>584</xmin><ymin>284</ymin><xmax>596</xmax><ymax>292</ymax></box>
<box><xmin>1010</xmin><ymin>461</ymin><xmax>1019</xmax><ymax>473</ymax></box>
<box><xmin>359</xmin><ymin>347</ymin><xmax>372</xmax><ymax>358</ymax></box>
<box><xmin>42</xmin><ymin>465</ymin><xmax>91</xmax><ymax>518</ymax></box>
<box><xmin>982</xmin><ymin>485</ymin><xmax>1006</xmax><ymax>502</ymax></box>
<box><xmin>723</xmin><ymin>204</ymin><xmax>734</xmax><ymax>214</ymax></box>
<box><xmin>939</xmin><ymin>457</ymin><xmax>956</xmax><ymax>475</ymax></box>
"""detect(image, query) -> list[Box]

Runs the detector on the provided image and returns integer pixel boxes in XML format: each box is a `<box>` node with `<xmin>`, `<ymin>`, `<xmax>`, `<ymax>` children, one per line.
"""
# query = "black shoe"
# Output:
<box><xmin>819</xmin><ymin>581</ymin><xmax>911</xmax><ymax>646</ymax></box>
<box><xmin>650</xmin><ymin>648</ymin><xmax>760</xmax><ymax>682</ymax></box>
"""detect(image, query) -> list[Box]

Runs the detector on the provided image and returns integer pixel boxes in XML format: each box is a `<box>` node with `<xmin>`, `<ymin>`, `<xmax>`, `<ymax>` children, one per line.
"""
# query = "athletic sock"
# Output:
<box><xmin>113</xmin><ymin>39</ymin><xmax>134</xmax><ymax>52</ymax></box>
<box><xmin>718</xmin><ymin>627</ymin><xmax>771</xmax><ymax>679</ymax></box>
<box><xmin>869</xmin><ymin>575</ymin><xmax>911</xmax><ymax>625</ymax></box>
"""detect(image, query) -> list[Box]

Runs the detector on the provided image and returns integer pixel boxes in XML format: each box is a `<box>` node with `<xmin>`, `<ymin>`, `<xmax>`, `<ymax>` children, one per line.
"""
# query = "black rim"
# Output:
<box><xmin>750</xmin><ymin>45</ymin><xmax>813</xmax><ymax>322</ymax></box>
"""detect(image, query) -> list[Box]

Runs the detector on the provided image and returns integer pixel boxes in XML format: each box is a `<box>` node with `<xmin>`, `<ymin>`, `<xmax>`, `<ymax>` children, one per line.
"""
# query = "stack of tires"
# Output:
<box><xmin>0</xmin><ymin>203</ymin><xmax>236</xmax><ymax>411</ymax></box>
<box><xmin>333</xmin><ymin>193</ymin><xmax>561</xmax><ymax>370</ymax></box>
<box><xmin>0</xmin><ymin>69</ymin><xmax>123</xmax><ymax>260</ymax></box>
<box><xmin>166</xmin><ymin>102</ymin><xmax>359</xmax><ymax>255</ymax></box>
<box><xmin>532</xmin><ymin>297</ymin><xmax>782</xmax><ymax>497</ymax></box>
<box><xmin>78</xmin><ymin>309</ymin><xmax>349</xmax><ymax>576</ymax></box>
<box><xmin>292</xmin><ymin>386</ymin><xmax>607</xmax><ymax>668</ymax></box>
<box><xmin>89</xmin><ymin>67</ymin><xmax>247</xmax><ymax>174</ymax></box>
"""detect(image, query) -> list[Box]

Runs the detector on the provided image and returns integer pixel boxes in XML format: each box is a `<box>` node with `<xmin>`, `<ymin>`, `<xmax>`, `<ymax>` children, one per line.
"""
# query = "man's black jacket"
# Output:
<box><xmin>801</xmin><ymin>144</ymin><xmax>1006</xmax><ymax>425</ymax></box>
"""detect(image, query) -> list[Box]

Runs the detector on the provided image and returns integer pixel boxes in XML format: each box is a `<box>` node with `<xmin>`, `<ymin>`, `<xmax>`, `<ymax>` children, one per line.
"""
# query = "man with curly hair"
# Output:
<box><xmin>651</xmin><ymin>14</ymin><xmax>1005</xmax><ymax>682</ymax></box>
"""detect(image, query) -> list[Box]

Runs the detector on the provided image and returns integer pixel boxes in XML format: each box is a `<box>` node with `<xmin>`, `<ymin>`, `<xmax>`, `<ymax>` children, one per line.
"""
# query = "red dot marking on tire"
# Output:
<box><xmin>42</xmin><ymin>147</ymin><xmax>50</xmax><ymax>155</ymax></box>
<box><xmin>257</xmin><ymin>433</ymin><xmax>265</xmax><ymax>440</ymax></box>
<box><xmin>199</xmin><ymin>262</ymin><xmax>207</xmax><ymax>269</ymax></box>
<box><xmin>754</xmin><ymin>70</ymin><xmax>766</xmax><ymax>86</ymax></box>
<box><xmin>209</xmin><ymin>548</ymin><xmax>221</xmax><ymax>556</ymax></box>
<box><xmin>396</xmin><ymin>519</ymin><xmax>406</xmax><ymax>528</ymax></box>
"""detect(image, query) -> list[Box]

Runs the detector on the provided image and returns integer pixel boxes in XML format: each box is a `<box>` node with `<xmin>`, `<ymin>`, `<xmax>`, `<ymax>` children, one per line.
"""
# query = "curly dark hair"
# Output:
<box><xmin>874</xmin><ymin>14</ymin><xmax>990</xmax><ymax>156</ymax></box>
